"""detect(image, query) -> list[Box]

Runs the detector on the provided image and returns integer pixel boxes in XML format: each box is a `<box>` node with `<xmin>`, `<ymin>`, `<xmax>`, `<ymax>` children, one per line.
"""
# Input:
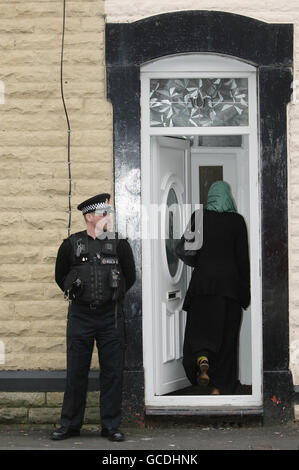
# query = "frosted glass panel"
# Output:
<box><xmin>165</xmin><ymin>188</ymin><xmax>180</xmax><ymax>278</ymax></box>
<box><xmin>150</xmin><ymin>78</ymin><xmax>248</xmax><ymax>127</ymax></box>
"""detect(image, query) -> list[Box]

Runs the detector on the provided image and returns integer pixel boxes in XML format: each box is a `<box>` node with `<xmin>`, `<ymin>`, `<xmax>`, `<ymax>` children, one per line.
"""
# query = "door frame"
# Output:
<box><xmin>141</xmin><ymin>54</ymin><xmax>262</xmax><ymax>408</ymax></box>
<box><xmin>105</xmin><ymin>11</ymin><xmax>294</xmax><ymax>423</ymax></box>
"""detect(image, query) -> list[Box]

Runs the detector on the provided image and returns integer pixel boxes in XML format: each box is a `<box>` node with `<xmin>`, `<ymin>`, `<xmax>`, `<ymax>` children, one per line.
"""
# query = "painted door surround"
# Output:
<box><xmin>105</xmin><ymin>10</ymin><xmax>294</xmax><ymax>424</ymax></box>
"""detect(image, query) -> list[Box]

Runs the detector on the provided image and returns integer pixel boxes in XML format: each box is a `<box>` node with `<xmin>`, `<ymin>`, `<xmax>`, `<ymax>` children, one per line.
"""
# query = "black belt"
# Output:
<box><xmin>72</xmin><ymin>300</ymin><xmax>114</xmax><ymax>311</ymax></box>
<box><xmin>72</xmin><ymin>301</ymin><xmax>100</xmax><ymax>309</ymax></box>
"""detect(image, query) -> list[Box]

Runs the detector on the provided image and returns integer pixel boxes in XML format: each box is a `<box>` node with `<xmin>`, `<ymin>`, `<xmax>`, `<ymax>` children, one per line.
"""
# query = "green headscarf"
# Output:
<box><xmin>205</xmin><ymin>181</ymin><xmax>237</xmax><ymax>213</ymax></box>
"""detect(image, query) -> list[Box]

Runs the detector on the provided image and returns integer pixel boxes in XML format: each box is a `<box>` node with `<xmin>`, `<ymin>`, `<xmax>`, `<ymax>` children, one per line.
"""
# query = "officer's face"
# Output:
<box><xmin>94</xmin><ymin>213</ymin><xmax>113</xmax><ymax>236</ymax></box>
<box><xmin>85</xmin><ymin>210</ymin><xmax>113</xmax><ymax>234</ymax></box>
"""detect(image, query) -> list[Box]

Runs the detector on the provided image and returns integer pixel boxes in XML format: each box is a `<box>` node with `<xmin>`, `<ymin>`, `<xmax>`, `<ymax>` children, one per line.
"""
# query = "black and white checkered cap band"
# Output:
<box><xmin>82</xmin><ymin>202</ymin><xmax>111</xmax><ymax>215</ymax></box>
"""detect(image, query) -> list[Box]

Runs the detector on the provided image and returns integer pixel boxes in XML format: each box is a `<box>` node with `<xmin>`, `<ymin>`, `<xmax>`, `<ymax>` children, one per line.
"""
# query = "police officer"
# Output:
<box><xmin>50</xmin><ymin>194</ymin><xmax>136</xmax><ymax>442</ymax></box>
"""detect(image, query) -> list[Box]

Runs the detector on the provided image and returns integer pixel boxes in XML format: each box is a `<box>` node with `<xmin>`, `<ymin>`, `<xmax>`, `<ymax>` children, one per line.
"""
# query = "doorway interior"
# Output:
<box><xmin>157</xmin><ymin>134</ymin><xmax>252</xmax><ymax>399</ymax></box>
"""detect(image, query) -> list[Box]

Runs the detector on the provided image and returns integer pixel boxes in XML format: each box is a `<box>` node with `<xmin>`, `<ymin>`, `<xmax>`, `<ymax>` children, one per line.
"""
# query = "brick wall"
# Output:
<box><xmin>0</xmin><ymin>0</ymin><xmax>112</xmax><ymax>370</ymax></box>
<box><xmin>105</xmin><ymin>0</ymin><xmax>299</xmax><ymax>386</ymax></box>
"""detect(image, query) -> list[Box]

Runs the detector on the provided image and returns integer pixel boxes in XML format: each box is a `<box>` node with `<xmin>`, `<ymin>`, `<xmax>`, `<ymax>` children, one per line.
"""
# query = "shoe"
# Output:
<box><xmin>196</xmin><ymin>356</ymin><xmax>210</xmax><ymax>386</ymax></box>
<box><xmin>101</xmin><ymin>428</ymin><xmax>125</xmax><ymax>442</ymax></box>
<box><xmin>50</xmin><ymin>426</ymin><xmax>80</xmax><ymax>440</ymax></box>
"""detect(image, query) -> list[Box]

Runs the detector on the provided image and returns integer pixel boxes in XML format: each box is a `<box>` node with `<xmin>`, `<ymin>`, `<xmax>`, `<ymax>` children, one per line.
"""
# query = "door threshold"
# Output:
<box><xmin>145</xmin><ymin>406</ymin><xmax>263</xmax><ymax>417</ymax></box>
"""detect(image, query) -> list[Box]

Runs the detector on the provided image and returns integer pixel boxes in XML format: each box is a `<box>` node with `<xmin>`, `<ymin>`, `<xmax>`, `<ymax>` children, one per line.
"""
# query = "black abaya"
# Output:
<box><xmin>182</xmin><ymin>294</ymin><xmax>242</xmax><ymax>394</ymax></box>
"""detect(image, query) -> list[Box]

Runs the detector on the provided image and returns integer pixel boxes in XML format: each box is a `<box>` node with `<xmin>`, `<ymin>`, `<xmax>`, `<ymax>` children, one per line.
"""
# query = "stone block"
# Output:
<box><xmin>4</xmin><ymin>335</ymin><xmax>65</xmax><ymax>355</ymax></box>
<box><xmin>0</xmin><ymin>229</ymin><xmax>66</xmax><ymax>246</ymax></box>
<box><xmin>0</xmin><ymin>246</ymin><xmax>38</xmax><ymax>264</ymax></box>
<box><xmin>46</xmin><ymin>392</ymin><xmax>64</xmax><ymax>408</ymax></box>
<box><xmin>0</xmin><ymin>131</ymin><xmax>66</xmax><ymax>147</ymax></box>
<box><xmin>46</xmin><ymin>391</ymin><xmax>100</xmax><ymax>408</ymax></box>
<box><xmin>71</xmin><ymin>145</ymin><xmax>113</xmax><ymax>162</ymax></box>
<box><xmin>86</xmin><ymin>391</ymin><xmax>100</xmax><ymax>407</ymax></box>
<box><xmin>44</xmin><ymin>283</ymin><xmax>66</xmax><ymax>300</ymax></box>
<box><xmin>0</xmin><ymin>163</ymin><xmax>21</xmax><ymax>179</ymax></box>
<box><xmin>83</xmin><ymin>99</ymin><xmax>112</xmax><ymax>115</ymax></box>
<box><xmin>0</xmin><ymin>213</ymin><xmax>21</xmax><ymax>229</ymax></box>
<box><xmin>0</xmin><ymin>408</ymin><xmax>28</xmax><ymax>424</ymax></box>
<box><xmin>83</xmin><ymin>407</ymin><xmax>100</xmax><ymax>424</ymax></box>
<box><xmin>0</xmin><ymin>197</ymin><xmax>63</xmax><ymax>212</ymax></box>
<box><xmin>0</xmin><ymin>265</ymin><xmax>53</xmax><ymax>283</ymax></box>
<box><xmin>62</xmin><ymin>162</ymin><xmax>112</xmax><ymax>180</ymax></box>
<box><xmin>81</xmin><ymin>17</ymin><xmax>105</xmax><ymax>32</ymax></box>
<box><xmin>33</xmin><ymin>249</ymin><xmax>57</xmax><ymax>266</ymax></box>
<box><xmin>75</xmin><ymin>181</ymin><xmax>112</xmax><ymax>196</ymax></box>
<box><xmin>28</xmin><ymin>407</ymin><xmax>61</xmax><ymax>424</ymax></box>
<box><xmin>63</xmin><ymin>32</ymin><xmax>105</xmax><ymax>50</ymax></box>
<box><xmin>0</xmin><ymin>301</ymin><xmax>14</xmax><ymax>316</ymax></box>
<box><xmin>0</xmin><ymin>17</ymin><xmax>81</xmax><ymax>35</ymax></box>
<box><xmin>0</xmin><ymin>392</ymin><xmax>45</xmax><ymax>407</ymax></box>
<box><xmin>0</xmin><ymin>282</ymin><xmax>47</xmax><ymax>301</ymax></box>
<box><xmin>22</xmin><ymin>212</ymin><xmax>68</xmax><ymax>230</ymax></box>
<box><xmin>0</xmin><ymin>320</ymin><xmax>31</xmax><ymax>336</ymax></box>
<box><xmin>14</xmin><ymin>301</ymin><xmax>66</xmax><ymax>320</ymax></box>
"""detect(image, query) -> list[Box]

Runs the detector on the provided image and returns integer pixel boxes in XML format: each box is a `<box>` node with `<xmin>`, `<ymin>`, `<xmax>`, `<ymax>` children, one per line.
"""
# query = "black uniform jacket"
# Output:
<box><xmin>55</xmin><ymin>231</ymin><xmax>136</xmax><ymax>299</ymax></box>
<box><xmin>183</xmin><ymin>210</ymin><xmax>250</xmax><ymax>311</ymax></box>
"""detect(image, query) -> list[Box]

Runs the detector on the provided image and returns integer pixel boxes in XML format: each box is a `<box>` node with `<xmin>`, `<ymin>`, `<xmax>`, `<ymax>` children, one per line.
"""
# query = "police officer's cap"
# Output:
<box><xmin>77</xmin><ymin>193</ymin><xmax>111</xmax><ymax>215</ymax></box>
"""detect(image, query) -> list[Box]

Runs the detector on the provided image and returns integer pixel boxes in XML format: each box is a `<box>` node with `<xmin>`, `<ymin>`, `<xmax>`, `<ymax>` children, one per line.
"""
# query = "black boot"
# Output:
<box><xmin>50</xmin><ymin>426</ymin><xmax>80</xmax><ymax>440</ymax></box>
<box><xmin>101</xmin><ymin>428</ymin><xmax>125</xmax><ymax>442</ymax></box>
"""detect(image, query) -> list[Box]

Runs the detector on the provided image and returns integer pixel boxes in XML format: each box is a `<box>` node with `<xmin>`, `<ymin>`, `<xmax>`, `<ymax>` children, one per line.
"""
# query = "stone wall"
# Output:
<box><xmin>0</xmin><ymin>0</ymin><xmax>112</xmax><ymax>371</ymax></box>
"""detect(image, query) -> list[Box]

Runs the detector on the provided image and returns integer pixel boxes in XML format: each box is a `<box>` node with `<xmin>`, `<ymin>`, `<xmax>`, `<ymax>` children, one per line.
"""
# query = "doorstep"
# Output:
<box><xmin>145</xmin><ymin>406</ymin><xmax>264</xmax><ymax>416</ymax></box>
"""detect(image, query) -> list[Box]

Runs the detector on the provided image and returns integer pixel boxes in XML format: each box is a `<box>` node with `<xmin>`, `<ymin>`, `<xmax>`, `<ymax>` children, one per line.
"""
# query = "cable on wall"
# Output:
<box><xmin>60</xmin><ymin>0</ymin><xmax>72</xmax><ymax>237</ymax></box>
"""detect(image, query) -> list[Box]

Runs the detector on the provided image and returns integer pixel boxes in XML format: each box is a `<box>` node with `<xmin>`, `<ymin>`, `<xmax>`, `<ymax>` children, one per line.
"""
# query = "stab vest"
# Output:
<box><xmin>66</xmin><ymin>230</ymin><xmax>125</xmax><ymax>306</ymax></box>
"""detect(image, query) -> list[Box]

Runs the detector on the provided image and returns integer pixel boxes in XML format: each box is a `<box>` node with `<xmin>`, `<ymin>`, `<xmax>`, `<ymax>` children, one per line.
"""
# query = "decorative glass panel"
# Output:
<box><xmin>150</xmin><ymin>78</ymin><xmax>248</xmax><ymax>127</ymax></box>
<box><xmin>165</xmin><ymin>188</ymin><xmax>180</xmax><ymax>277</ymax></box>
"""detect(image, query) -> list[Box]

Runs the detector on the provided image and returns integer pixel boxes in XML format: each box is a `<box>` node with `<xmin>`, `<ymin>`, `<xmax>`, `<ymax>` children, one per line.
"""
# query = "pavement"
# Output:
<box><xmin>0</xmin><ymin>421</ymin><xmax>298</xmax><ymax>451</ymax></box>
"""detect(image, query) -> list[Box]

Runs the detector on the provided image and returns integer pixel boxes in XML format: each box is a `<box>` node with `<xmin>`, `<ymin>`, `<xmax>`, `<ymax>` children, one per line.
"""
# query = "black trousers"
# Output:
<box><xmin>60</xmin><ymin>302</ymin><xmax>125</xmax><ymax>431</ymax></box>
<box><xmin>182</xmin><ymin>295</ymin><xmax>242</xmax><ymax>394</ymax></box>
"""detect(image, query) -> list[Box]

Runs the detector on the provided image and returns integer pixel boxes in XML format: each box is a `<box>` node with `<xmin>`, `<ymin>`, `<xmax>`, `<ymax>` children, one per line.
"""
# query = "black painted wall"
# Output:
<box><xmin>105</xmin><ymin>10</ymin><xmax>294</xmax><ymax>425</ymax></box>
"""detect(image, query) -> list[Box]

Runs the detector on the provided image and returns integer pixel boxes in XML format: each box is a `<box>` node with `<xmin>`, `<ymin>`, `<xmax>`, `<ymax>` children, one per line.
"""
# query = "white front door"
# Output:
<box><xmin>151</xmin><ymin>136</ymin><xmax>191</xmax><ymax>395</ymax></box>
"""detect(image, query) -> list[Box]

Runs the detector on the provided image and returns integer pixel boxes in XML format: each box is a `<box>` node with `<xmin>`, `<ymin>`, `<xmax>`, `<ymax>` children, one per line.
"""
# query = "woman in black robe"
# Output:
<box><xmin>178</xmin><ymin>181</ymin><xmax>250</xmax><ymax>395</ymax></box>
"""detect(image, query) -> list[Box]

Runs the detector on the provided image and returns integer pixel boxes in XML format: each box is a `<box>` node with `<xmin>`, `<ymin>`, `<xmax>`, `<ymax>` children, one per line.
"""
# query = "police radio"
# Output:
<box><xmin>101</xmin><ymin>241</ymin><xmax>122</xmax><ymax>296</ymax></box>
<box><xmin>110</xmin><ymin>268</ymin><xmax>121</xmax><ymax>289</ymax></box>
